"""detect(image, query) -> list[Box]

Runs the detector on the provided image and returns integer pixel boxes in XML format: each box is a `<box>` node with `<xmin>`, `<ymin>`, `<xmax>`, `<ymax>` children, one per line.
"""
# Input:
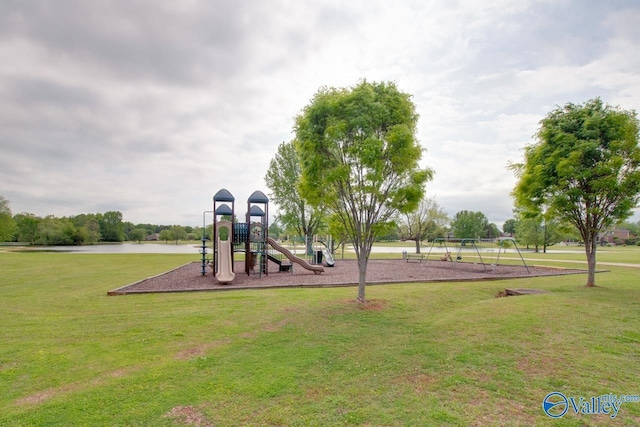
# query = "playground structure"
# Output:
<box><xmin>214</xmin><ymin>219</ymin><xmax>235</xmax><ymax>283</ymax></box>
<box><xmin>267</xmin><ymin>238</ymin><xmax>324</xmax><ymax>274</ymax></box>
<box><xmin>208</xmin><ymin>189</ymin><xmax>328</xmax><ymax>285</ymax></box>
<box><xmin>425</xmin><ymin>237</ymin><xmax>529</xmax><ymax>272</ymax></box>
<box><xmin>313</xmin><ymin>234</ymin><xmax>336</xmax><ymax>267</ymax></box>
<box><xmin>288</xmin><ymin>234</ymin><xmax>336</xmax><ymax>267</ymax></box>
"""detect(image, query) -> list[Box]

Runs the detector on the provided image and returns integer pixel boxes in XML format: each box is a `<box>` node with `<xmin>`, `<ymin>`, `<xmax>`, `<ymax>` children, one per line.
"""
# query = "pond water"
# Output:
<box><xmin>18</xmin><ymin>243</ymin><xmax>203</xmax><ymax>254</ymax></box>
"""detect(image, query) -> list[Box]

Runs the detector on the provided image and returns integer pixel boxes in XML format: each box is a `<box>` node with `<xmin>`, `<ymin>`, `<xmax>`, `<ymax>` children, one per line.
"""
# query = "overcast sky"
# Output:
<box><xmin>1</xmin><ymin>0</ymin><xmax>639</xmax><ymax>228</ymax></box>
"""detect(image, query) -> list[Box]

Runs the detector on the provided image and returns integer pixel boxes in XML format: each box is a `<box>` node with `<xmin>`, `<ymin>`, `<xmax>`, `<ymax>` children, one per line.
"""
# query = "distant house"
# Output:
<box><xmin>145</xmin><ymin>233</ymin><xmax>159</xmax><ymax>241</ymax></box>
<box><xmin>599</xmin><ymin>228</ymin><xmax>631</xmax><ymax>244</ymax></box>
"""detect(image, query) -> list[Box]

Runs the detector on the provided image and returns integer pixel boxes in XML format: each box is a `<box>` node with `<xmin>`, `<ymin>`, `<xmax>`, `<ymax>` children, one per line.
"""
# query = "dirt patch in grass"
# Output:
<box><xmin>516</xmin><ymin>351</ymin><xmax>568</xmax><ymax>380</ymax></box>
<box><xmin>16</xmin><ymin>367</ymin><xmax>138</xmax><ymax>406</ymax></box>
<box><xmin>349</xmin><ymin>298</ymin><xmax>389</xmax><ymax>310</ymax></box>
<box><xmin>470</xmin><ymin>397</ymin><xmax>533</xmax><ymax>426</ymax></box>
<box><xmin>164</xmin><ymin>405</ymin><xmax>213</xmax><ymax>427</ymax></box>
<box><xmin>174</xmin><ymin>339</ymin><xmax>232</xmax><ymax>360</ymax></box>
<box><xmin>399</xmin><ymin>373</ymin><xmax>437</xmax><ymax>393</ymax></box>
<box><xmin>262</xmin><ymin>318</ymin><xmax>290</xmax><ymax>331</ymax></box>
<box><xmin>16</xmin><ymin>389</ymin><xmax>58</xmax><ymax>405</ymax></box>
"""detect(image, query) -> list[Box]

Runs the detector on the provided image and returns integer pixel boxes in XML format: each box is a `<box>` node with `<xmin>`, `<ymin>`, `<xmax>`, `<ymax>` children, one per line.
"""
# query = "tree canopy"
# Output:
<box><xmin>0</xmin><ymin>195</ymin><xmax>17</xmax><ymax>242</ymax></box>
<box><xmin>515</xmin><ymin>215</ymin><xmax>563</xmax><ymax>253</ymax></box>
<box><xmin>502</xmin><ymin>218</ymin><xmax>517</xmax><ymax>236</ymax></box>
<box><xmin>450</xmin><ymin>210</ymin><xmax>488</xmax><ymax>240</ymax></box>
<box><xmin>296</xmin><ymin>80</ymin><xmax>433</xmax><ymax>302</ymax></box>
<box><xmin>264</xmin><ymin>140</ymin><xmax>326</xmax><ymax>247</ymax></box>
<box><xmin>398</xmin><ymin>197</ymin><xmax>449</xmax><ymax>253</ymax></box>
<box><xmin>4</xmin><ymin>204</ymin><xmax>203</xmax><ymax>245</ymax></box>
<box><xmin>99</xmin><ymin>211</ymin><xmax>125</xmax><ymax>242</ymax></box>
<box><xmin>129</xmin><ymin>228</ymin><xmax>147</xmax><ymax>243</ymax></box>
<box><xmin>512</xmin><ymin>98</ymin><xmax>640</xmax><ymax>286</ymax></box>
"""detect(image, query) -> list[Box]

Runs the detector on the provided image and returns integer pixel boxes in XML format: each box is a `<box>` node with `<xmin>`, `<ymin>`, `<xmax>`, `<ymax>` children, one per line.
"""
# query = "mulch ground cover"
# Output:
<box><xmin>108</xmin><ymin>258</ymin><xmax>589</xmax><ymax>295</ymax></box>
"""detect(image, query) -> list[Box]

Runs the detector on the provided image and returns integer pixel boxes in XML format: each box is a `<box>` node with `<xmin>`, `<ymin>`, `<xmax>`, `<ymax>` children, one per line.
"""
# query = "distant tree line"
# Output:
<box><xmin>0</xmin><ymin>197</ymin><xmax>202</xmax><ymax>245</ymax></box>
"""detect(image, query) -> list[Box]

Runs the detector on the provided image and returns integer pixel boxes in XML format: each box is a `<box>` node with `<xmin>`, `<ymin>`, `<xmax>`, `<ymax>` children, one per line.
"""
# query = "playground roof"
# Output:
<box><xmin>247</xmin><ymin>190</ymin><xmax>268</xmax><ymax>203</ymax></box>
<box><xmin>248</xmin><ymin>205</ymin><xmax>265</xmax><ymax>217</ymax></box>
<box><xmin>215</xmin><ymin>203</ymin><xmax>233</xmax><ymax>216</ymax></box>
<box><xmin>213</xmin><ymin>188</ymin><xmax>234</xmax><ymax>202</ymax></box>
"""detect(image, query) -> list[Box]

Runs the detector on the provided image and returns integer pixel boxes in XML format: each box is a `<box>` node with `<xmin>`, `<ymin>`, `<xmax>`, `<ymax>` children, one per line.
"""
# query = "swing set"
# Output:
<box><xmin>426</xmin><ymin>237</ymin><xmax>529</xmax><ymax>272</ymax></box>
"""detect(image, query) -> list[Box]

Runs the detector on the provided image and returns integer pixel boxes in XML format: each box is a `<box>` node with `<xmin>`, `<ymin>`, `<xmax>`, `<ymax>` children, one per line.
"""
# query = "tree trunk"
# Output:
<box><xmin>305</xmin><ymin>235</ymin><xmax>313</xmax><ymax>256</ymax></box>
<box><xmin>357</xmin><ymin>255</ymin><xmax>368</xmax><ymax>302</ymax></box>
<box><xmin>585</xmin><ymin>232</ymin><xmax>597</xmax><ymax>287</ymax></box>
<box><xmin>415</xmin><ymin>238</ymin><xmax>420</xmax><ymax>254</ymax></box>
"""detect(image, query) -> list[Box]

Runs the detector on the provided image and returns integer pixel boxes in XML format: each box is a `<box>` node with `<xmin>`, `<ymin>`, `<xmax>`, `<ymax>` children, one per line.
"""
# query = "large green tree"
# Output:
<box><xmin>13</xmin><ymin>213</ymin><xmax>40</xmax><ymax>244</ymax></box>
<box><xmin>450</xmin><ymin>210</ymin><xmax>488</xmax><ymax>240</ymax></box>
<box><xmin>35</xmin><ymin>215</ymin><xmax>83</xmax><ymax>245</ymax></box>
<box><xmin>484</xmin><ymin>222</ymin><xmax>501</xmax><ymax>239</ymax></box>
<box><xmin>502</xmin><ymin>218</ymin><xmax>518</xmax><ymax>236</ymax></box>
<box><xmin>398</xmin><ymin>197</ymin><xmax>449</xmax><ymax>253</ymax></box>
<box><xmin>296</xmin><ymin>80</ymin><xmax>433</xmax><ymax>302</ymax></box>
<box><xmin>98</xmin><ymin>211</ymin><xmax>125</xmax><ymax>242</ymax></box>
<box><xmin>129</xmin><ymin>228</ymin><xmax>147</xmax><ymax>244</ymax></box>
<box><xmin>168</xmin><ymin>225</ymin><xmax>187</xmax><ymax>244</ymax></box>
<box><xmin>515</xmin><ymin>215</ymin><xmax>563</xmax><ymax>253</ymax></box>
<box><xmin>70</xmin><ymin>213</ymin><xmax>102</xmax><ymax>243</ymax></box>
<box><xmin>0</xmin><ymin>196</ymin><xmax>17</xmax><ymax>242</ymax></box>
<box><xmin>512</xmin><ymin>98</ymin><xmax>640</xmax><ymax>286</ymax></box>
<box><xmin>265</xmin><ymin>141</ymin><xmax>326</xmax><ymax>252</ymax></box>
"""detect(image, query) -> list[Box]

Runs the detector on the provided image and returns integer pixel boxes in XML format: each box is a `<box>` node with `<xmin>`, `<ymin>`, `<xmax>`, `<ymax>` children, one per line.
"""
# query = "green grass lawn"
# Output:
<box><xmin>1</xmin><ymin>250</ymin><xmax>639</xmax><ymax>426</ymax></box>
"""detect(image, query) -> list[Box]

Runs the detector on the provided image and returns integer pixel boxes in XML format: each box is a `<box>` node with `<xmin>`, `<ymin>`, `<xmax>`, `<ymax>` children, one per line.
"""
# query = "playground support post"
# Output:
<box><xmin>494</xmin><ymin>238</ymin><xmax>530</xmax><ymax>273</ymax></box>
<box><xmin>201</xmin><ymin>210</ymin><xmax>214</xmax><ymax>276</ymax></box>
